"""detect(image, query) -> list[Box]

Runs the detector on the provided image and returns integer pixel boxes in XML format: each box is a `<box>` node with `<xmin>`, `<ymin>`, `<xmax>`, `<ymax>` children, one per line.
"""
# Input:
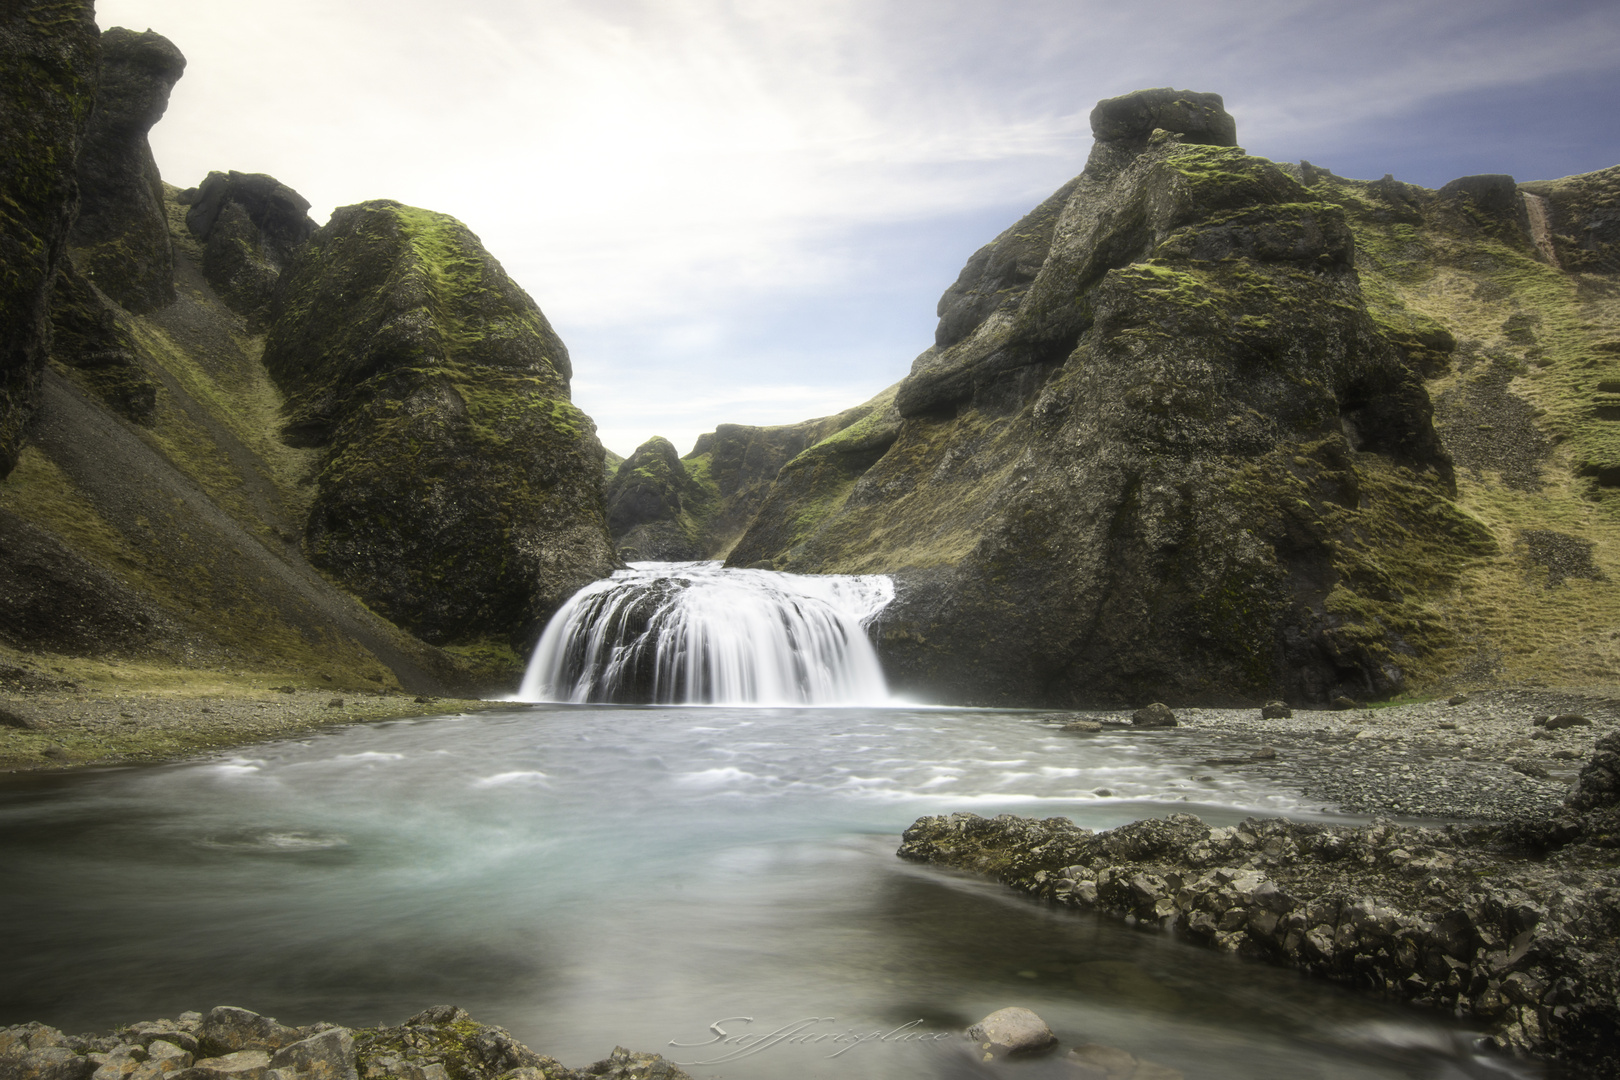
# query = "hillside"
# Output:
<box><xmin>632</xmin><ymin>90</ymin><xmax>1620</xmax><ymax>707</ymax></box>
<box><xmin>0</xmin><ymin>8</ymin><xmax>619</xmax><ymax>743</ymax></box>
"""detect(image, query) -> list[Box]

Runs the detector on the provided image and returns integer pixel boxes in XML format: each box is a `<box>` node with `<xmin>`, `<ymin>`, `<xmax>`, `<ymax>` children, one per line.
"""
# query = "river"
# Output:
<box><xmin>0</xmin><ymin>703</ymin><xmax>1521</xmax><ymax>1079</ymax></box>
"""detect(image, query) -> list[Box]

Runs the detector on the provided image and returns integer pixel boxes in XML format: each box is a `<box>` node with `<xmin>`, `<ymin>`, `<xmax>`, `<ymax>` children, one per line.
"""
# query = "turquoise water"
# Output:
<box><xmin>0</xmin><ymin>705</ymin><xmax>1527</xmax><ymax>1078</ymax></box>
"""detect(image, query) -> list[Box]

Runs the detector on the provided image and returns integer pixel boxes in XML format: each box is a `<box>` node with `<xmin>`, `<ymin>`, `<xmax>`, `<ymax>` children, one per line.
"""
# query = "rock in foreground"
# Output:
<box><xmin>0</xmin><ymin>1005</ymin><xmax>691</xmax><ymax>1080</ymax></box>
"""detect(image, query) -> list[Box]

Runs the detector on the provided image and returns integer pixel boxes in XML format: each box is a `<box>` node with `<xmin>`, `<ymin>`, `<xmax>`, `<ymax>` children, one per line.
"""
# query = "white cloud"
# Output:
<box><xmin>98</xmin><ymin>0</ymin><xmax>1620</xmax><ymax>453</ymax></box>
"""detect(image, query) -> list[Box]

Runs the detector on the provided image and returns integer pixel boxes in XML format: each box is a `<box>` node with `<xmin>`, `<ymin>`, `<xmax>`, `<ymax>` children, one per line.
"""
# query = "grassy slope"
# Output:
<box><xmin>1311</xmin><ymin>169</ymin><xmax>1620</xmax><ymax>691</ymax></box>
<box><xmin>0</xmin><ymin>188</ymin><xmax>508</xmax><ymax>705</ymax></box>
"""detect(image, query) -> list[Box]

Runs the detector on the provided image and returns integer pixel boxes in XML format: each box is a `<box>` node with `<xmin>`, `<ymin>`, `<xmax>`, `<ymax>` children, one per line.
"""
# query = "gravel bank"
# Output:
<box><xmin>1042</xmin><ymin>688</ymin><xmax>1620</xmax><ymax>822</ymax></box>
<box><xmin>0</xmin><ymin>683</ymin><xmax>508</xmax><ymax>771</ymax></box>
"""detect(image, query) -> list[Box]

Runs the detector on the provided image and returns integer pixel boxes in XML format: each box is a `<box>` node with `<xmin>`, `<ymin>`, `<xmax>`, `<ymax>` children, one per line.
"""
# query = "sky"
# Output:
<box><xmin>96</xmin><ymin>0</ymin><xmax>1620</xmax><ymax>458</ymax></box>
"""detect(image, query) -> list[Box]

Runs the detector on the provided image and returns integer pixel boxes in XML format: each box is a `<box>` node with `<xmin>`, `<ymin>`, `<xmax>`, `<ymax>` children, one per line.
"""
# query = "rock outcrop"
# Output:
<box><xmin>0</xmin><ymin>0</ymin><xmax>100</xmax><ymax>478</ymax></box>
<box><xmin>262</xmin><ymin>200</ymin><xmax>619</xmax><ymax>645</ymax></box>
<box><xmin>0</xmin><ymin>1006</ymin><xmax>693</xmax><ymax>1080</ymax></box>
<box><xmin>67</xmin><ymin>27</ymin><xmax>185</xmax><ymax>312</ymax></box>
<box><xmin>604</xmin><ymin>436</ymin><xmax>708</xmax><ymax>560</ymax></box>
<box><xmin>727</xmin><ymin>88</ymin><xmax>1470</xmax><ymax>706</ymax></box>
<box><xmin>601</xmin><ymin>389</ymin><xmax>899</xmax><ymax>562</ymax></box>
<box><xmin>180</xmin><ymin>170</ymin><xmax>316</xmax><ymax>327</ymax></box>
<box><xmin>898</xmin><ymin>777</ymin><xmax>1620</xmax><ymax>1074</ymax></box>
<box><xmin>2</xmin><ymin>10</ymin><xmax>623</xmax><ymax>695</ymax></box>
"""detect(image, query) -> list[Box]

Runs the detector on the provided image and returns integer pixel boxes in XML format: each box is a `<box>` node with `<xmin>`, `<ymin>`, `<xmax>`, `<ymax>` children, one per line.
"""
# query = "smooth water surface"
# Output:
<box><xmin>0</xmin><ymin>706</ymin><xmax>1520</xmax><ymax>1079</ymax></box>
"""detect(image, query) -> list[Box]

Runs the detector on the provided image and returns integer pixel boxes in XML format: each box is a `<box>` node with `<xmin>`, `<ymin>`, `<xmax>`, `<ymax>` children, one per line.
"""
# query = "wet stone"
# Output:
<box><xmin>966</xmin><ymin>1007</ymin><xmax>1057</xmax><ymax>1058</ymax></box>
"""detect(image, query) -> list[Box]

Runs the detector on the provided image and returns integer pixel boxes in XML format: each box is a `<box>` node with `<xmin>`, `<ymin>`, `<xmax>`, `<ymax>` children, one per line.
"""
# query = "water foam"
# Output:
<box><xmin>518</xmin><ymin>561</ymin><xmax>894</xmax><ymax>705</ymax></box>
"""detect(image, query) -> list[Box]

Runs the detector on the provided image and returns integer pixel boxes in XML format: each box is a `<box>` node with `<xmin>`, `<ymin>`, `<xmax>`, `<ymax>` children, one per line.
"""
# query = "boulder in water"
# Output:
<box><xmin>965</xmin><ymin>1007</ymin><xmax>1056</xmax><ymax>1058</ymax></box>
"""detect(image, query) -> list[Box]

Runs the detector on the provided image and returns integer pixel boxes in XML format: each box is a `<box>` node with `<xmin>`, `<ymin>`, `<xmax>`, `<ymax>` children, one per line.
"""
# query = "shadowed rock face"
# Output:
<box><xmin>605</xmin><ymin>436</ymin><xmax>705</xmax><ymax>561</ymax></box>
<box><xmin>263</xmin><ymin>200</ymin><xmax>619</xmax><ymax>646</ymax></box>
<box><xmin>181</xmin><ymin>170</ymin><xmax>316</xmax><ymax>327</ymax></box>
<box><xmin>68</xmin><ymin>27</ymin><xmax>185</xmax><ymax>312</ymax></box>
<box><xmin>0</xmin><ymin>0</ymin><xmax>100</xmax><ymax>478</ymax></box>
<box><xmin>727</xmin><ymin>88</ymin><xmax>1469</xmax><ymax>706</ymax></box>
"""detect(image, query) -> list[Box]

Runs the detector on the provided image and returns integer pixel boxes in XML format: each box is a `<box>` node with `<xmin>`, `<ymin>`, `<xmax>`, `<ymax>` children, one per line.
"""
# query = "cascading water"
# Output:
<box><xmin>517</xmin><ymin>561</ymin><xmax>895</xmax><ymax>704</ymax></box>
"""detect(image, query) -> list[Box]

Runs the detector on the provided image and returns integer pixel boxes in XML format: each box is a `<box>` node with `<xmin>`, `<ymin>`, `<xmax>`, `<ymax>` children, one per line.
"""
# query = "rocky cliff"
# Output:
<box><xmin>0</xmin><ymin>0</ymin><xmax>99</xmax><ymax>478</ymax></box>
<box><xmin>262</xmin><ymin>200</ymin><xmax>617</xmax><ymax>646</ymax></box>
<box><xmin>724</xmin><ymin>88</ymin><xmax>1620</xmax><ymax>707</ymax></box>
<box><xmin>0</xmin><ymin>7</ymin><xmax>619</xmax><ymax>700</ymax></box>
<box><xmin>604</xmin><ymin>387</ymin><xmax>899</xmax><ymax>562</ymax></box>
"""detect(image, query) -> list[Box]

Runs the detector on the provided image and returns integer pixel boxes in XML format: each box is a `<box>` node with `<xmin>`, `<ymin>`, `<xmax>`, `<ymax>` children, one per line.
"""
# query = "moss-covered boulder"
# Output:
<box><xmin>67</xmin><ymin>27</ymin><xmax>184</xmax><ymax>313</ymax></box>
<box><xmin>605</xmin><ymin>436</ymin><xmax>707</xmax><ymax>560</ymax></box>
<box><xmin>0</xmin><ymin>0</ymin><xmax>99</xmax><ymax>478</ymax></box>
<box><xmin>180</xmin><ymin>169</ymin><xmax>315</xmax><ymax>327</ymax></box>
<box><xmin>729</xmin><ymin>89</ymin><xmax>1473</xmax><ymax>706</ymax></box>
<box><xmin>262</xmin><ymin>200</ymin><xmax>618</xmax><ymax>645</ymax></box>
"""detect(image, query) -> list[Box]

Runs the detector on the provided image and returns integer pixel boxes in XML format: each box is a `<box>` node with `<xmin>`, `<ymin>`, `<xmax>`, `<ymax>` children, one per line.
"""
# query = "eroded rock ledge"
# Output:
<box><xmin>898</xmin><ymin>734</ymin><xmax>1620</xmax><ymax>1075</ymax></box>
<box><xmin>0</xmin><ymin>1005</ymin><xmax>691</xmax><ymax>1080</ymax></box>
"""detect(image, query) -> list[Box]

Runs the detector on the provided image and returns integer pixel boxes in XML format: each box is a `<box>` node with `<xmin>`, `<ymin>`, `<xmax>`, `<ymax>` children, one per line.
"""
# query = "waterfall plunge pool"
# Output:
<box><xmin>0</xmin><ymin>704</ymin><xmax>1527</xmax><ymax>1080</ymax></box>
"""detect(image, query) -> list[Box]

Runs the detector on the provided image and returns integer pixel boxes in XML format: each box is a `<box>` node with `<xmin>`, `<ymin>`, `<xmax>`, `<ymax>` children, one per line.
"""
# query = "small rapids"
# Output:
<box><xmin>517</xmin><ymin>561</ymin><xmax>894</xmax><ymax>705</ymax></box>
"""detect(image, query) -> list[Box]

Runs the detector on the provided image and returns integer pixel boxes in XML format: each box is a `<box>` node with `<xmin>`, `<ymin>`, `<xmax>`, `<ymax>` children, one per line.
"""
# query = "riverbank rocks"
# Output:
<box><xmin>1131</xmin><ymin>703</ymin><xmax>1177</xmax><ymax>728</ymax></box>
<box><xmin>197</xmin><ymin>1008</ymin><xmax>299</xmax><ymax>1058</ymax></box>
<box><xmin>1261</xmin><ymin>701</ymin><xmax>1291</xmax><ymax>719</ymax></box>
<box><xmin>966</xmin><ymin>1007</ymin><xmax>1056</xmax><ymax>1058</ymax></box>
<box><xmin>899</xmin><ymin>780</ymin><xmax>1620</xmax><ymax>1074</ymax></box>
<box><xmin>0</xmin><ymin>1009</ymin><xmax>691</xmax><ymax>1080</ymax></box>
<box><xmin>1568</xmin><ymin>732</ymin><xmax>1620</xmax><ymax>811</ymax></box>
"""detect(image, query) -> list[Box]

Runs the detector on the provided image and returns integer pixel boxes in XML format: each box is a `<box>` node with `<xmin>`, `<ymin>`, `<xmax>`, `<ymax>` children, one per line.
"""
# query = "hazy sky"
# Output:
<box><xmin>97</xmin><ymin>0</ymin><xmax>1620</xmax><ymax>457</ymax></box>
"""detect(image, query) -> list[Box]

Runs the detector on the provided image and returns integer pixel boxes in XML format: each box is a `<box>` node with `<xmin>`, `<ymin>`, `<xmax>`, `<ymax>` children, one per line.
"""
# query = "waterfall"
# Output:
<box><xmin>517</xmin><ymin>562</ymin><xmax>895</xmax><ymax>705</ymax></box>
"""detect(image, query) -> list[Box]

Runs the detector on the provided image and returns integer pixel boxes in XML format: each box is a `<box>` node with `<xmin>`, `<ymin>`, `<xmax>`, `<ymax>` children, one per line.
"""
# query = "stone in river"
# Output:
<box><xmin>1131</xmin><ymin>703</ymin><xmax>1177</xmax><ymax>728</ymax></box>
<box><xmin>1260</xmin><ymin>701</ymin><xmax>1291</xmax><ymax>719</ymax></box>
<box><xmin>1545</xmin><ymin>714</ymin><xmax>1592</xmax><ymax>730</ymax></box>
<box><xmin>966</xmin><ymin>1006</ymin><xmax>1057</xmax><ymax>1058</ymax></box>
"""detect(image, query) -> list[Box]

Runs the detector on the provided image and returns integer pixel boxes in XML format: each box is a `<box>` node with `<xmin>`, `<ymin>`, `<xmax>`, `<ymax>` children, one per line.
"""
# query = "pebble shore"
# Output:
<box><xmin>0</xmin><ymin>684</ymin><xmax>510</xmax><ymax>771</ymax></box>
<box><xmin>1047</xmin><ymin>687</ymin><xmax>1620</xmax><ymax>822</ymax></box>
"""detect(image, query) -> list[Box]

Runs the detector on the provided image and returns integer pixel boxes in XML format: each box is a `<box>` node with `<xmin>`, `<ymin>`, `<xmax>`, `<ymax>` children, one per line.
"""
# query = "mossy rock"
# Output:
<box><xmin>0</xmin><ymin>0</ymin><xmax>100</xmax><ymax>478</ymax></box>
<box><xmin>263</xmin><ymin>200</ymin><xmax>618</xmax><ymax>645</ymax></box>
<box><xmin>67</xmin><ymin>27</ymin><xmax>185</xmax><ymax>313</ymax></box>
<box><xmin>729</xmin><ymin>90</ymin><xmax>1473</xmax><ymax>706</ymax></box>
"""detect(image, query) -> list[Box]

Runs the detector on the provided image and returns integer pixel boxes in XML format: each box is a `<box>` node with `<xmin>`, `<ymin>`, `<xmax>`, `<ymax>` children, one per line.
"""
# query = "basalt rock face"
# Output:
<box><xmin>605</xmin><ymin>436</ymin><xmax>707</xmax><ymax>561</ymax></box>
<box><xmin>262</xmin><ymin>200</ymin><xmax>619</xmax><ymax>646</ymax></box>
<box><xmin>47</xmin><ymin>259</ymin><xmax>156</xmax><ymax>423</ymax></box>
<box><xmin>605</xmin><ymin>394</ymin><xmax>897</xmax><ymax>563</ymax></box>
<box><xmin>0</xmin><ymin>0</ymin><xmax>100</xmax><ymax>479</ymax></box>
<box><xmin>180</xmin><ymin>170</ymin><xmax>316</xmax><ymax>327</ymax></box>
<box><xmin>67</xmin><ymin>27</ymin><xmax>185</xmax><ymax>313</ymax></box>
<box><xmin>729</xmin><ymin>88</ymin><xmax>1470</xmax><ymax>706</ymax></box>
